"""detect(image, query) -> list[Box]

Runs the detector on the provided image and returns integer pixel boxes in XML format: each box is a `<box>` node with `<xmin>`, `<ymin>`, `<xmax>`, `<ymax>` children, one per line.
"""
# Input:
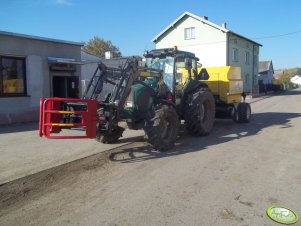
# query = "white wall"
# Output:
<box><xmin>0</xmin><ymin>35</ymin><xmax>81</xmax><ymax>124</ymax></box>
<box><xmin>155</xmin><ymin>15</ymin><xmax>227</xmax><ymax>67</ymax></box>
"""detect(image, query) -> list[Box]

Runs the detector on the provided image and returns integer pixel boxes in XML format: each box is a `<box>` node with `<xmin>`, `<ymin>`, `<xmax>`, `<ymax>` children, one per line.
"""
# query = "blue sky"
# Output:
<box><xmin>1</xmin><ymin>0</ymin><xmax>300</xmax><ymax>69</ymax></box>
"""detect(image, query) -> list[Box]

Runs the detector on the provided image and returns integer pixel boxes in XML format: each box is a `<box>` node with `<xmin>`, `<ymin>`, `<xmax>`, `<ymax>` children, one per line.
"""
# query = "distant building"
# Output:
<box><xmin>291</xmin><ymin>75</ymin><xmax>301</xmax><ymax>85</ymax></box>
<box><xmin>0</xmin><ymin>30</ymin><xmax>83</xmax><ymax>125</ymax></box>
<box><xmin>152</xmin><ymin>11</ymin><xmax>262</xmax><ymax>93</ymax></box>
<box><xmin>258</xmin><ymin>61</ymin><xmax>274</xmax><ymax>85</ymax></box>
<box><xmin>81</xmin><ymin>51</ymin><xmax>101</xmax><ymax>96</ymax></box>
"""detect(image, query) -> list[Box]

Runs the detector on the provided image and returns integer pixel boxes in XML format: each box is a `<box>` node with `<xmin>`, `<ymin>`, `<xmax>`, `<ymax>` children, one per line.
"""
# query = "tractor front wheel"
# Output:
<box><xmin>184</xmin><ymin>90</ymin><xmax>215</xmax><ymax>136</ymax></box>
<box><xmin>97</xmin><ymin>125</ymin><xmax>125</xmax><ymax>144</ymax></box>
<box><xmin>144</xmin><ymin>105</ymin><xmax>179</xmax><ymax>151</ymax></box>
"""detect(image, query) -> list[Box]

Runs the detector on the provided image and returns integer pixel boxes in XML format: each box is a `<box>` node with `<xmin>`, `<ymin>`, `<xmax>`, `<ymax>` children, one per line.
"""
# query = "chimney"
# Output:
<box><xmin>222</xmin><ymin>23</ymin><xmax>227</xmax><ymax>29</ymax></box>
<box><xmin>203</xmin><ymin>16</ymin><xmax>208</xmax><ymax>20</ymax></box>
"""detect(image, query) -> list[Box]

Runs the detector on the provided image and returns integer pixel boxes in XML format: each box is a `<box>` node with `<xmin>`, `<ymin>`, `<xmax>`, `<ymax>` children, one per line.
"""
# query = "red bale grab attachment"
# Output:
<box><xmin>39</xmin><ymin>97</ymin><xmax>98</xmax><ymax>139</ymax></box>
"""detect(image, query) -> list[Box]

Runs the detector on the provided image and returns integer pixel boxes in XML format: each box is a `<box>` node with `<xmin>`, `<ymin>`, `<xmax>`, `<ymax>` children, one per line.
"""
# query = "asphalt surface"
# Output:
<box><xmin>0</xmin><ymin>89</ymin><xmax>300</xmax><ymax>226</ymax></box>
<box><xmin>0</xmin><ymin>122</ymin><xmax>144</xmax><ymax>184</ymax></box>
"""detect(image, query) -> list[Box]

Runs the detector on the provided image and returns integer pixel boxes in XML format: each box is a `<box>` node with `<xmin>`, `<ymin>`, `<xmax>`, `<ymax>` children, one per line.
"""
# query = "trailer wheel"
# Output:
<box><xmin>233</xmin><ymin>102</ymin><xmax>251</xmax><ymax>123</ymax></box>
<box><xmin>144</xmin><ymin>105</ymin><xmax>179</xmax><ymax>151</ymax></box>
<box><xmin>184</xmin><ymin>90</ymin><xmax>215</xmax><ymax>136</ymax></box>
<box><xmin>231</xmin><ymin>107</ymin><xmax>239</xmax><ymax>122</ymax></box>
<box><xmin>97</xmin><ymin>126</ymin><xmax>125</xmax><ymax>144</ymax></box>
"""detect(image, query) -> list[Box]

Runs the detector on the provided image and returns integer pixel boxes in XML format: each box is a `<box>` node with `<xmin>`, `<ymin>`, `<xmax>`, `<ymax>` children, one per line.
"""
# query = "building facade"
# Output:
<box><xmin>258</xmin><ymin>61</ymin><xmax>274</xmax><ymax>84</ymax></box>
<box><xmin>0</xmin><ymin>31</ymin><xmax>83</xmax><ymax>125</ymax></box>
<box><xmin>152</xmin><ymin>12</ymin><xmax>262</xmax><ymax>94</ymax></box>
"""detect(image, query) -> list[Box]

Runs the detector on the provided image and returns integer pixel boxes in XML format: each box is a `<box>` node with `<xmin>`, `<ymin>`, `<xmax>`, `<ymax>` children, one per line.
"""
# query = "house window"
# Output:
<box><xmin>0</xmin><ymin>56</ymin><xmax>26</xmax><ymax>97</ymax></box>
<box><xmin>232</xmin><ymin>48</ymin><xmax>238</xmax><ymax>62</ymax></box>
<box><xmin>245</xmin><ymin>51</ymin><xmax>250</xmax><ymax>65</ymax></box>
<box><xmin>254</xmin><ymin>46</ymin><xmax>258</xmax><ymax>53</ymax></box>
<box><xmin>184</xmin><ymin>27</ymin><xmax>195</xmax><ymax>40</ymax></box>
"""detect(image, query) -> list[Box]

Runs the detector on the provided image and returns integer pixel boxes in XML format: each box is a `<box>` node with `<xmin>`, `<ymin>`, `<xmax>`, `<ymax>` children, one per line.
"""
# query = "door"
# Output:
<box><xmin>52</xmin><ymin>76</ymin><xmax>79</xmax><ymax>98</ymax></box>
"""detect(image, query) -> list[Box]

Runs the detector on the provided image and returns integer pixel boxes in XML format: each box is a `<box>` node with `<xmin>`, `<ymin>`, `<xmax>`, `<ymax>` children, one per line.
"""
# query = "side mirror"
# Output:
<box><xmin>197</xmin><ymin>68</ymin><xmax>210</xmax><ymax>80</ymax></box>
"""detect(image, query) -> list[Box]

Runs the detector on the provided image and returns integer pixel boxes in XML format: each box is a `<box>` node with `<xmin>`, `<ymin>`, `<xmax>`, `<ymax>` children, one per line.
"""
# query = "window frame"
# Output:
<box><xmin>184</xmin><ymin>27</ymin><xmax>195</xmax><ymax>40</ymax></box>
<box><xmin>0</xmin><ymin>55</ymin><xmax>27</xmax><ymax>97</ymax></box>
<box><xmin>232</xmin><ymin>48</ymin><xmax>238</xmax><ymax>62</ymax></box>
<box><xmin>245</xmin><ymin>51</ymin><xmax>250</xmax><ymax>65</ymax></box>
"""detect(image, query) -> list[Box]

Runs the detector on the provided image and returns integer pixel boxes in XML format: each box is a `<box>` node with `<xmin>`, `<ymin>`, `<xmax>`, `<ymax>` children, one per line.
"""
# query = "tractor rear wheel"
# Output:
<box><xmin>184</xmin><ymin>90</ymin><xmax>215</xmax><ymax>136</ymax></box>
<box><xmin>144</xmin><ymin>105</ymin><xmax>179</xmax><ymax>151</ymax></box>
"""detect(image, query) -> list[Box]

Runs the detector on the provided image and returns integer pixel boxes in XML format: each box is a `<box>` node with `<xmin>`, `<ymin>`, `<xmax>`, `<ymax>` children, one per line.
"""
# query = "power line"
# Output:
<box><xmin>252</xmin><ymin>30</ymin><xmax>301</xmax><ymax>40</ymax></box>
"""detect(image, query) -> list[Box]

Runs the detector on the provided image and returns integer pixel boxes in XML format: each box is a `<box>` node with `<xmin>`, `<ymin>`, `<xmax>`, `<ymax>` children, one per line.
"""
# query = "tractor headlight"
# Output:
<box><xmin>125</xmin><ymin>88</ymin><xmax>134</xmax><ymax>108</ymax></box>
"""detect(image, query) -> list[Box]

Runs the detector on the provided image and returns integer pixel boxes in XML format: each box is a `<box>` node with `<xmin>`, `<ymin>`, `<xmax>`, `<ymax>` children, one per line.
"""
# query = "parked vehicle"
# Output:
<box><xmin>39</xmin><ymin>47</ymin><xmax>250</xmax><ymax>151</ymax></box>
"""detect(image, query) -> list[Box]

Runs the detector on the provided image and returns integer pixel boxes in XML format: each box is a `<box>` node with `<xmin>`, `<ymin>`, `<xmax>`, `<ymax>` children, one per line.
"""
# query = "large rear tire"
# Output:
<box><xmin>144</xmin><ymin>105</ymin><xmax>179</xmax><ymax>151</ymax></box>
<box><xmin>184</xmin><ymin>90</ymin><xmax>215</xmax><ymax>136</ymax></box>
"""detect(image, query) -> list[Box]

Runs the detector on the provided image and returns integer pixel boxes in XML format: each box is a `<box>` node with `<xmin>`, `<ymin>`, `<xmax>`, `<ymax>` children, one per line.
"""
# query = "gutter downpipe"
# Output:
<box><xmin>252</xmin><ymin>44</ymin><xmax>255</xmax><ymax>97</ymax></box>
<box><xmin>226</xmin><ymin>33</ymin><xmax>229</xmax><ymax>66</ymax></box>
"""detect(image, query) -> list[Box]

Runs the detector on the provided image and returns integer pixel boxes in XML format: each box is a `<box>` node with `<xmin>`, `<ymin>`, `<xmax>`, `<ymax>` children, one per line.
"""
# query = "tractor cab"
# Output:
<box><xmin>143</xmin><ymin>47</ymin><xmax>209</xmax><ymax>108</ymax></box>
<box><xmin>144</xmin><ymin>48</ymin><xmax>199</xmax><ymax>92</ymax></box>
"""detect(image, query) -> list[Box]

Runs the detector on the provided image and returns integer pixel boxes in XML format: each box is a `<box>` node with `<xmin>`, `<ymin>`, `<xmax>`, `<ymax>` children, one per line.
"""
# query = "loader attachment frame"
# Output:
<box><xmin>39</xmin><ymin>97</ymin><xmax>98</xmax><ymax>139</ymax></box>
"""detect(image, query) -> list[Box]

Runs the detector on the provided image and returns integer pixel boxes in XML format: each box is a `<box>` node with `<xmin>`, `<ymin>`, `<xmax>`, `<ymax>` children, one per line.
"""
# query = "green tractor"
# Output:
<box><xmin>89</xmin><ymin>48</ymin><xmax>215</xmax><ymax>150</ymax></box>
<box><xmin>40</xmin><ymin>48</ymin><xmax>215</xmax><ymax>151</ymax></box>
<box><xmin>122</xmin><ymin>48</ymin><xmax>216</xmax><ymax>150</ymax></box>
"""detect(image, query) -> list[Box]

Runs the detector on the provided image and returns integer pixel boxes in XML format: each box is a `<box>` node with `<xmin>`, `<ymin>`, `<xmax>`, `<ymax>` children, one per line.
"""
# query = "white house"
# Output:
<box><xmin>152</xmin><ymin>11</ymin><xmax>262</xmax><ymax>93</ymax></box>
<box><xmin>258</xmin><ymin>60</ymin><xmax>274</xmax><ymax>85</ymax></box>
<box><xmin>291</xmin><ymin>75</ymin><xmax>301</xmax><ymax>85</ymax></box>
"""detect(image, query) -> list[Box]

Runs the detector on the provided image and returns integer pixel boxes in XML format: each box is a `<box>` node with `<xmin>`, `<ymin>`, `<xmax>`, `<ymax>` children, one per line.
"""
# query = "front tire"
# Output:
<box><xmin>144</xmin><ymin>105</ymin><xmax>179</xmax><ymax>151</ymax></box>
<box><xmin>97</xmin><ymin>125</ymin><xmax>125</xmax><ymax>144</ymax></box>
<box><xmin>184</xmin><ymin>90</ymin><xmax>215</xmax><ymax>136</ymax></box>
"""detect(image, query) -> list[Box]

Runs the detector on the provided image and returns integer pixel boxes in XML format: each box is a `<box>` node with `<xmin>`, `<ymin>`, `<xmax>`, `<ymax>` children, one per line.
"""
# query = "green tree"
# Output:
<box><xmin>278</xmin><ymin>73</ymin><xmax>291</xmax><ymax>85</ymax></box>
<box><xmin>83</xmin><ymin>36</ymin><xmax>122</xmax><ymax>58</ymax></box>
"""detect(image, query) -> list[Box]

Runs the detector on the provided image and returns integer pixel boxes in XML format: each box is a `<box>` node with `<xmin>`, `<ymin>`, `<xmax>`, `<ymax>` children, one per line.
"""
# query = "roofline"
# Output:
<box><xmin>0</xmin><ymin>30</ymin><xmax>84</xmax><ymax>46</ymax></box>
<box><xmin>259</xmin><ymin>60</ymin><xmax>274</xmax><ymax>73</ymax></box>
<box><xmin>152</xmin><ymin>11</ymin><xmax>262</xmax><ymax>47</ymax></box>
<box><xmin>229</xmin><ymin>31</ymin><xmax>262</xmax><ymax>47</ymax></box>
<box><xmin>152</xmin><ymin>11</ymin><xmax>228</xmax><ymax>43</ymax></box>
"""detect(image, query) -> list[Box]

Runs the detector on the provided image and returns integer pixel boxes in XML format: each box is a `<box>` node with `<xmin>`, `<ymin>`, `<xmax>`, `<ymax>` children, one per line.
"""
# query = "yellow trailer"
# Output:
<box><xmin>198</xmin><ymin>66</ymin><xmax>243</xmax><ymax>104</ymax></box>
<box><xmin>197</xmin><ymin>66</ymin><xmax>251</xmax><ymax>122</ymax></box>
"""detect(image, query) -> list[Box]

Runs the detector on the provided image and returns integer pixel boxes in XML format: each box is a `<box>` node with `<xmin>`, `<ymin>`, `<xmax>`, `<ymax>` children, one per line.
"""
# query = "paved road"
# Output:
<box><xmin>1</xmin><ymin>89</ymin><xmax>301</xmax><ymax>226</ymax></box>
<box><xmin>0</xmin><ymin>122</ymin><xmax>144</xmax><ymax>184</ymax></box>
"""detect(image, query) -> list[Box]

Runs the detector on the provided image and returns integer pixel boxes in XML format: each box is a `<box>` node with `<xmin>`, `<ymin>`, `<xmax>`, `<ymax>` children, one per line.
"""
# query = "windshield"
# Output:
<box><xmin>145</xmin><ymin>56</ymin><xmax>175</xmax><ymax>92</ymax></box>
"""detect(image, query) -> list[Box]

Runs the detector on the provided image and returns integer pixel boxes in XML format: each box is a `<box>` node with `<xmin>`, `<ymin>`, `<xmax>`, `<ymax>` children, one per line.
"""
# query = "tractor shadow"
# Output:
<box><xmin>109</xmin><ymin>112</ymin><xmax>301</xmax><ymax>163</ymax></box>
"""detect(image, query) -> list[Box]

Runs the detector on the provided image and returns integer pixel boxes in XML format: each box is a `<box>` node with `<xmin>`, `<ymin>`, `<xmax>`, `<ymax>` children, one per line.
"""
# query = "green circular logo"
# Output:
<box><xmin>267</xmin><ymin>206</ymin><xmax>298</xmax><ymax>224</ymax></box>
